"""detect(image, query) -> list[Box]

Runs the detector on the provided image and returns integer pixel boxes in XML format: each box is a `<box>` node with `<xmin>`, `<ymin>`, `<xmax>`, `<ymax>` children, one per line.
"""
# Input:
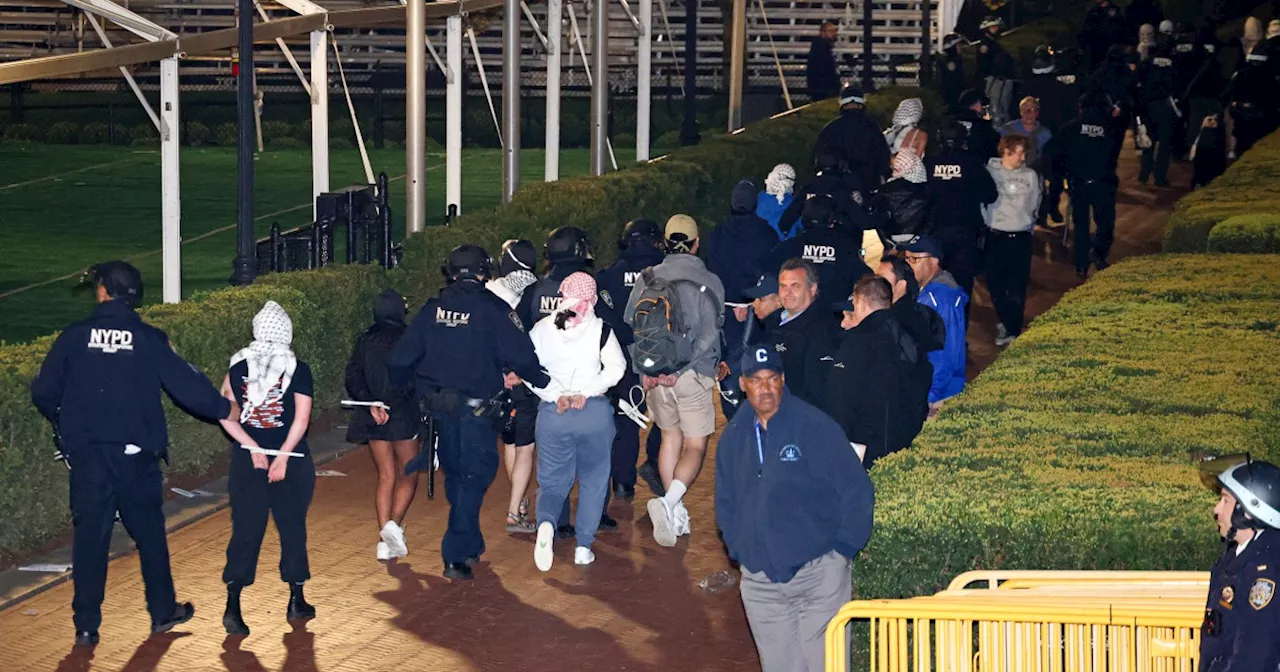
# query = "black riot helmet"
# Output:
<box><xmin>86</xmin><ymin>260</ymin><xmax>143</xmax><ymax>307</ymax></box>
<box><xmin>958</xmin><ymin>88</ymin><xmax>989</xmax><ymax>112</ymax></box>
<box><xmin>1218</xmin><ymin>459</ymin><xmax>1280</xmax><ymax>532</ymax></box>
<box><xmin>942</xmin><ymin>32</ymin><xmax>968</xmax><ymax>52</ymax></box>
<box><xmin>545</xmin><ymin>226</ymin><xmax>592</xmax><ymax>264</ymax></box>
<box><xmin>619</xmin><ymin>218</ymin><xmax>663</xmax><ymax>251</ymax></box>
<box><xmin>802</xmin><ymin>194</ymin><xmax>838</xmax><ymax>229</ymax></box>
<box><xmin>938</xmin><ymin>119</ymin><xmax>969</xmax><ymax>149</ymax></box>
<box><xmin>442</xmin><ymin>244</ymin><xmax>493</xmax><ymax>283</ymax></box>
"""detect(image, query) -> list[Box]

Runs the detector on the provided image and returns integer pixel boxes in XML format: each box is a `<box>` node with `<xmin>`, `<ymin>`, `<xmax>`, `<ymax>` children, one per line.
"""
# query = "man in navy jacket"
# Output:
<box><xmin>715</xmin><ymin>345</ymin><xmax>874</xmax><ymax>672</ymax></box>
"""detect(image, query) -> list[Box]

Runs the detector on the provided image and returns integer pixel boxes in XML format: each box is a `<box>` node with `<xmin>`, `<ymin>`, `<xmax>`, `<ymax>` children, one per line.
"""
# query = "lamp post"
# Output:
<box><xmin>680</xmin><ymin>0</ymin><xmax>699</xmax><ymax>145</ymax></box>
<box><xmin>230</xmin><ymin>0</ymin><xmax>257</xmax><ymax>286</ymax></box>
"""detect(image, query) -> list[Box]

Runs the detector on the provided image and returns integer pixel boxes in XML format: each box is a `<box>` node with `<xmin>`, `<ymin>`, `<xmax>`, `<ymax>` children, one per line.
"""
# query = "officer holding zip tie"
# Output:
<box><xmin>1198</xmin><ymin>455</ymin><xmax>1280</xmax><ymax>671</ymax></box>
<box><xmin>388</xmin><ymin>244</ymin><xmax>549</xmax><ymax>581</ymax></box>
<box><xmin>31</xmin><ymin>261</ymin><xmax>238</xmax><ymax>647</ymax></box>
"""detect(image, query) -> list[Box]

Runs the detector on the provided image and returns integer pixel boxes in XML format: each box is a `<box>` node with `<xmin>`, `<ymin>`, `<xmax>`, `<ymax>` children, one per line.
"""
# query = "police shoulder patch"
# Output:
<box><xmin>1250</xmin><ymin>578</ymin><xmax>1275</xmax><ymax>611</ymax></box>
<box><xmin>980</xmin><ymin>44</ymin><xmax>989</xmax><ymax>54</ymax></box>
<box><xmin>947</xmin><ymin>61</ymin><xmax>957</xmax><ymax>71</ymax></box>
<box><xmin>508</xmin><ymin>311</ymin><xmax>524</xmax><ymax>331</ymax></box>
<box><xmin>599</xmin><ymin>289</ymin><xmax>614</xmax><ymax>309</ymax></box>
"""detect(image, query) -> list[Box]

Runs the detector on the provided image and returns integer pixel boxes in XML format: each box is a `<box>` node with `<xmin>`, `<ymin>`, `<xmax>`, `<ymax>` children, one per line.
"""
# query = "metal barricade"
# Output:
<box><xmin>826</xmin><ymin>573</ymin><xmax>1206</xmax><ymax>672</ymax></box>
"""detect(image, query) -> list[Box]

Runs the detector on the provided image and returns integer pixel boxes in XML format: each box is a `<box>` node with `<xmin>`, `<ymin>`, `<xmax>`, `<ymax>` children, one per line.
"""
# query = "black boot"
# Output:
<box><xmin>286</xmin><ymin>583</ymin><xmax>316</xmax><ymax>621</ymax></box>
<box><xmin>223</xmin><ymin>584</ymin><xmax>250</xmax><ymax>635</ymax></box>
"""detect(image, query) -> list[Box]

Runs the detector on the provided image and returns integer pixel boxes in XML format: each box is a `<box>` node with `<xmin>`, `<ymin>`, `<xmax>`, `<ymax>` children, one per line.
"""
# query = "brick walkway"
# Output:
<box><xmin>0</xmin><ymin>146</ymin><xmax>1187</xmax><ymax>672</ymax></box>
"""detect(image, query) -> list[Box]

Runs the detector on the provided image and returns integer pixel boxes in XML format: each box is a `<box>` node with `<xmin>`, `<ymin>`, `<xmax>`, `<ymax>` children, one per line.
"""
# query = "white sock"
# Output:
<box><xmin>663</xmin><ymin>480</ymin><xmax>687</xmax><ymax>506</ymax></box>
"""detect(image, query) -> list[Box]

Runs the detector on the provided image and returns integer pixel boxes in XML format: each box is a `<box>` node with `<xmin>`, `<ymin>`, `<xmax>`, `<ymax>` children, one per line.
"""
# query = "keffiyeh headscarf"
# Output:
<box><xmin>891</xmin><ymin>150</ymin><xmax>928</xmax><ymax>184</ymax></box>
<box><xmin>230</xmin><ymin>300</ymin><xmax>297</xmax><ymax>423</ymax></box>
<box><xmin>884</xmin><ymin>98</ymin><xmax>924</xmax><ymax>153</ymax></box>
<box><xmin>764</xmin><ymin>163</ymin><xmax>796</xmax><ymax>204</ymax></box>
<box><xmin>498</xmin><ymin>269</ymin><xmax>538</xmax><ymax>298</ymax></box>
<box><xmin>556</xmin><ymin>272</ymin><xmax>598</xmax><ymax>329</ymax></box>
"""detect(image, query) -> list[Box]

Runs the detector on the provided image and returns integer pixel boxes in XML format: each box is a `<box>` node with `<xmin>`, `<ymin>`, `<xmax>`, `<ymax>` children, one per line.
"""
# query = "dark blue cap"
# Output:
<box><xmin>741</xmin><ymin>344</ymin><xmax>784</xmax><ymax>377</ymax></box>
<box><xmin>900</xmin><ymin>236</ymin><xmax>944</xmax><ymax>260</ymax></box>
<box><xmin>742</xmin><ymin>274</ymin><xmax>780</xmax><ymax>299</ymax></box>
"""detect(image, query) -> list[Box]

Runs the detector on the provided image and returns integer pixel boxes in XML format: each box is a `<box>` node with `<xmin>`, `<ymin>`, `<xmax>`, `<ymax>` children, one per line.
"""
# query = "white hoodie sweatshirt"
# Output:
<box><xmin>525</xmin><ymin>312</ymin><xmax>626</xmax><ymax>403</ymax></box>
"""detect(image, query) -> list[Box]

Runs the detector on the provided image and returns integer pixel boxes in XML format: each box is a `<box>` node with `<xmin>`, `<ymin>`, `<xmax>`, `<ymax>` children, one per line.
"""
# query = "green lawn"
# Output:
<box><xmin>0</xmin><ymin>144</ymin><xmax>637</xmax><ymax>344</ymax></box>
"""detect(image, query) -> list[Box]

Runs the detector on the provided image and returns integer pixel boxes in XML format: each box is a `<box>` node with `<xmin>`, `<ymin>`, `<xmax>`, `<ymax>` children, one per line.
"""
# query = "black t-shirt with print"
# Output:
<box><xmin>229</xmin><ymin>359</ymin><xmax>314</xmax><ymax>455</ymax></box>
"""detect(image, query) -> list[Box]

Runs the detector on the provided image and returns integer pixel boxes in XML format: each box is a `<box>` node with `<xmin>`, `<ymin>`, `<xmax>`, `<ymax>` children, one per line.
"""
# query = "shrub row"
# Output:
<box><xmin>856</xmin><ymin>254</ymin><xmax>1280</xmax><ymax>599</ymax></box>
<box><xmin>0</xmin><ymin>89</ymin><xmax>932</xmax><ymax>558</ymax></box>
<box><xmin>1165</xmin><ymin>130</ymin><xmax>1280</xmax><ymax>253</ymax></box>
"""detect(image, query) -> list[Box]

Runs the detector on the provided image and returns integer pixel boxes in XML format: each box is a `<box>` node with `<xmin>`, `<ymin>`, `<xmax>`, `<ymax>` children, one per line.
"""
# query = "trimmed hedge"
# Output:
<box><xmin>1166</xmin><ymin>131</ymin><xmax>1280</xmax><ymax>253</ymax></box>
<box><xmin>856</xmin><ymin>255</ymin><xmax>1280</xmax><ymax>599</ymax></box>
<box><xmin>0</xmin><ymin>90</ymin><xmax>933</xmax><ymax>558</ymax></box>
<box><xmin>1206</xmin><ymin>213</ymin><xmax>1280</xmax><ymax>253</ymax></box>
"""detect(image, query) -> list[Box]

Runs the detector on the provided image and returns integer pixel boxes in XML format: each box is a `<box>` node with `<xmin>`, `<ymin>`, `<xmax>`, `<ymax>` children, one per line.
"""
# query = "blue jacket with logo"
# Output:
<box><xmin>715</xmin><ymin>390</ymin><xmax>874</xmax><ymax>583</ymax></box>
<box><xmin>30</xmin><ymin>299</ymin><xmax>231</xmax><ymax>459</ymax></box>
<box><xmin>918</xmin><ymin>271</ymin><xmax>968</xmax><ymax>404</ymax></box>
<box><xmin>1200</xmin><ymin>530</ymin><xmax>1280</xmax><ymax>671</ymax></box>
<box><xmin>389</xmin><ymin>279</ymin><xmax>549</xmax><ymax>401</ymax></box>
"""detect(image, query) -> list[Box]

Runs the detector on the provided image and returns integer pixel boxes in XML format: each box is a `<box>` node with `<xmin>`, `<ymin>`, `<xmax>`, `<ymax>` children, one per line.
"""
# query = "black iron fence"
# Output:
<box><xmin>255</xmin><ymin>172</ymin><xmax>398</xmax><ymax>274</ymax></box>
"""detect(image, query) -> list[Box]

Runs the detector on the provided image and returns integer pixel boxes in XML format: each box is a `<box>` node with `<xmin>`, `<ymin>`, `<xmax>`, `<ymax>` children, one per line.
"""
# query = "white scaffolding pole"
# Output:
<box><xmin>83</xmin><ymin>12</ymin><xmax>160</xmax><ymax>132</ymax></box>
<box><xmin>568</xmin><ymin>2</ymin><xmax>617</xmax><ymax>170</ymax></box>
<box><xmin>545</xmin><ymin>0</ymin><xmax>562</xmax><ymax>181</ymax></box>
<box><xmin>310</xmin><ymin>30</ymin><xmax>329</xmax><ymax>216</ymax></box>
<box><xmin>636</xmin><ymin>0</ymin><xmax>651</xmax><ymax>161</ymax></box>
<box><xmin>159</xmin><ymin>57</ymin><xmax>180</xmax><ymax>303</ymax></box>
<box><xmin>446</xmin><ymin>14</ymin><xmax>463</xmax><ymax>214</ymax></box>
<box><xmin>406</xmin><ymin>0</ymin><xmax>426</xmax><ymax>234</ymax></box>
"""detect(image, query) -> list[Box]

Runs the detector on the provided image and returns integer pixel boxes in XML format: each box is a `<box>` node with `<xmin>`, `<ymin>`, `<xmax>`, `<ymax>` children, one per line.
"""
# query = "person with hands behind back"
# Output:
<box><xmin>217</xmin><ymin>300</ymin><xmax>317</xmax><ymax>636</ymax></box>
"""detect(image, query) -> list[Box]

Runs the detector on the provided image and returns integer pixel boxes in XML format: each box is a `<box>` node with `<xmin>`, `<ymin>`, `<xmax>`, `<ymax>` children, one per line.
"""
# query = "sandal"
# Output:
<box><xmin>506</xmin><ymin>512</ymin><xmax>535</xmax><ymax>534</ymax></box>
<box><xmin>518</xmin><ymin>497</ymin><xmax>529</xmax><ymax>519</ymax></box>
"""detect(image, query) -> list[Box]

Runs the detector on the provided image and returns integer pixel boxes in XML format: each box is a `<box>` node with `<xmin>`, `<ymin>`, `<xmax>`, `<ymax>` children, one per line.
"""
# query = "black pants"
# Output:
<box><xmin>433</xmin><ymin>411</ymin><xmax>498</xmax><ymax>564</ymax></box>
<box><xmin>938</xmin><ymin>232</ymin><xmax>980</xmax><ymax>298</ymax></box>
<box><xmin>983</xmin><ymin>230</ymin><xmax>1032</xmax><ymax>336</ymax></box>
<box><xmin>1069</xmin><ymin>179</ymin><xmax>1117</xmax><ymax>272</ymax></box>
<box><xmin>1139</xmin><ymin>100</ymin><xmax>1175</xmax><ymax>184</ymax></box>
<box><xmin>223</xmin><ymin>449</ymin><xmax>315</xmax><ymax>586</ymax></box>
<box><xmin>69</xmin><ymin>446</ymin><xmax>176</xmax><ymax>632</ymax></box>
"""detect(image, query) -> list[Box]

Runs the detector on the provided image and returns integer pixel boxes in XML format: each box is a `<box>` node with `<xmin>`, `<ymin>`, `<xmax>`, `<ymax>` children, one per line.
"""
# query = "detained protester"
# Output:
<box><xmin>1199</xmin><ymin>458</ymin><xmax>1280</xmax><ymax>671</ymax></box>
<box><xmin>767</xmin><ymin>195</ymin><xmax>870</xmax><ymax>304</ymax></box>
<box><xmin>900</xmin><ymin>238</ymin><xmax>968</xmax><ymax>408</ymax></box>
<box><xmin>388</xmin><ymin>245</ymin><xmax>550</xmax><ymax>581</ymax></box>
<box><xmin>715</xmin><ymin>345</ymin><xmax>874</xmax><ymax>672</ymax></box>
<box><xmin>707</xmin><ymin>179</ymin><xmax>783</xmax><ymax>421</ymax></box>
<box><xmin>871</xmin><ymin>150</ymin><xmax>933</xmax><ymax>248</ymax></box>
<box><xmin>984</xmin><ymin>134</ymin><xmax>1041</xmax><ymax>347</ymax></box>
<box><xmin>743</xmin><ymin>261</ymin><xmax>839</xmax><ymax>407</ymax></box>
<box><xmin>625</xmin><ymin>215</ymin><xmax>725</xmax><ymax>548</ymax></box>
<box><xmin>925</xmin><ymin>121</ymin><xmax>998</xmax><ymax>296</ymax></box>
<box><xmin>884</xmin><ymin>97</ymin><xmax>928</xmax><ymax>158</ymax></box>
<box><xmin>818</xmin><ymin>276</ymin><xmax>919</xmax><ymax>467</ymax></box>
<box><xmin>219</xmin><ymin>301</ymin><xmax>317</xmax><ymax>635</ymax></box>
<box><xmin>344</xmin><ymin>289</ymin><xmax>419</xmax><ymax>560</ymax></box>
<box><xmin>756</xmin><ymin>163</ymin><xmax>802</xmax><ymax>241</ymax></box>
<box><xmin>485</xmin><ymin>239</ymin><xmax>542</xmax><ymax>533</ymax></box>
<box><xmin>527</xmin><ymin>273</ymin><xmax>626</xmax><ymax>570</ymax></box>
<box><xmin>598</xmin><ymin>219</ymin><xmax>667</xmax><ymax>499</ymax></box>
<box><xmin>31</xmin><ymin>261</ymin><xmax>234</xmax><ymax>646</ymax></box>
<box><xmin>813</xmin><ymin>83</ymin><xmax>892</xmax><ymax>190</ymax></box>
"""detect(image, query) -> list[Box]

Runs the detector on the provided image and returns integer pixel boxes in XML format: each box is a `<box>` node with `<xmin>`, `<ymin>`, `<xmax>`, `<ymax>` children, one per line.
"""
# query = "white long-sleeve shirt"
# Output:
<box><xmin>525</xmin><ymin>313</ymin><xmax>626</xmax><ymax>403</ymax></box>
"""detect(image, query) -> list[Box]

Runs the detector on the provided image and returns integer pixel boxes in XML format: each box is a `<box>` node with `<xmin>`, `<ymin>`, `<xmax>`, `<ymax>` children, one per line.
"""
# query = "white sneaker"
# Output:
<box><xmin>995</xmin><ymin>334</ymin><xmax>1017</xmax><ymax>348</ymax></box>
<box><xmin>673</xmin><ymin>502</ymin><xmax>691</xmax><ymax>537</ymax></box>
<box><xmin>376</xmin><ymin>541</ymin><xmax>391</xmax><ymax>561</ymax></box>
<box><xmin>381</xmin><ymin>521</ymin><xmax>408</xmax><ymax>558</ymax></box>
<box><xmin>574</xmin><ymin>547</ymin><xmax>595</xmax><ymax>565</ymax></box>
<box><xmin>647</xmin><ymin>497</ymin><xmax>677</xmax><ymax>547</ymax></box>
<box><xmin>534</xmin><ymin>522</ymin><xmax>555</xmax><ymax>572</ymax></box>
<box><xmin>996</xmin><ymin>322</ymin><xmax>1008</xmax><ymax>341</ymax></box>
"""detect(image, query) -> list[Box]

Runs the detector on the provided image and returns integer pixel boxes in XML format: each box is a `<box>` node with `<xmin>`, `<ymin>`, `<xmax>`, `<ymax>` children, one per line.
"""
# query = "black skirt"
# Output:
<box><xmin>346</xmin><ymin>404</ymin><xmax>419</xmax><ymax>443</ymax></box>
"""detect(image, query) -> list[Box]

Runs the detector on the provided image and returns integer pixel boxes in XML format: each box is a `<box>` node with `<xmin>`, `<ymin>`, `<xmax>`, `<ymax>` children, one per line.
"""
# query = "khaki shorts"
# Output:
<box><xmin>647</xmin><ymin>370</ymin><xmax>716</xmax><ymax>438</ymax></box>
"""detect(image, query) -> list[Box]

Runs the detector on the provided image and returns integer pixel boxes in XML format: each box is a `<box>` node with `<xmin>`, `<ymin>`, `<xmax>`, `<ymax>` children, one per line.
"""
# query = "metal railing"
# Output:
<box><xmin>826</xmin><ymin>571</ymin><xmax>1207</xmax><ymax>672</ymax></box>
<box><xmin>255</xmin><ymin>171</ymin><xmax>396</xmax><ymax>274</ymax></box>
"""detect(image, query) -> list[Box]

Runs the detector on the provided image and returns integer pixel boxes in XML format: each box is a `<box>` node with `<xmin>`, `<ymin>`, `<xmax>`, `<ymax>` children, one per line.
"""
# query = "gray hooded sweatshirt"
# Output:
<box><xmin>983</xmin><ymin>157</ymin><xmax>1042</xmax><ymax>233</ymax></box>
<box><xmin>623</xmin><ymin>252</ymin><xmax>725</xmax><ymax>378</ymax></box>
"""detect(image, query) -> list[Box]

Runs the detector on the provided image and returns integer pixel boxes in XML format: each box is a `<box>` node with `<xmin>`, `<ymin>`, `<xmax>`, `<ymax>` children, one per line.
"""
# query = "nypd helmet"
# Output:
<box><xmin>443</xmin><ymin>244</ymin><xmax>493</xmax><ymax>282</ymax></box>
<box><xmin>545</xmin><ymin>226</ymin><xmax>592</xmax><ymax>264</ymax></box>
<box><xmin>1218</xmin><ymin>460</ymin><xmax>1280</xmax><ymax>531</ymax></box>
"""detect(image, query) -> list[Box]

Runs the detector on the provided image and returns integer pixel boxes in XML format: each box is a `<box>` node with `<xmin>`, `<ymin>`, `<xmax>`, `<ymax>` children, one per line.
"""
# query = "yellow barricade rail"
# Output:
<box><xmin>826</xmin><ymin>574</ymin><xmax>1207</xmax><ymax>672</ymax></box>
<box><xmin>945</xmin><ymin>571</ymin><xmax>1210</xmax><ymax>592</ymax></box>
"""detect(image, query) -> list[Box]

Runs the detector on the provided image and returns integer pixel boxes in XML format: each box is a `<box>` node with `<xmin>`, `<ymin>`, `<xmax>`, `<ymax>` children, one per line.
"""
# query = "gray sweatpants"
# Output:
<box><xmin>739</xmin><ymin>551</ymin><xmax>852</xmax><ymax>672</ymax></box>
<box><xmin>534</xmin><ymin>397</ymin><xmax>616</xmax><ymax>549</ymax></box>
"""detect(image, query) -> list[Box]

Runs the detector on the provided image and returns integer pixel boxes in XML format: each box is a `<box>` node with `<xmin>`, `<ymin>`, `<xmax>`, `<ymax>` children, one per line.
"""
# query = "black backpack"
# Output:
<box><xmin>630</xmin><ymin>269</ymin><xmax>712</xmax><ymax>376</ymax></box>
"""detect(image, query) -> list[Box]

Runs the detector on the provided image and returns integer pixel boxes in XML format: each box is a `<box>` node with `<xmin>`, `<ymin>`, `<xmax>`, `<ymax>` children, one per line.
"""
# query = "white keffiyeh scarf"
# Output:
<box><xmin>884</xmin><ymin>98</ymin><xmax>925</xmax><ymax>154</ymax></box>
<box><xmin>764</xmin><ymin>163</ymin><xmax>796</xmax><ymax>204</ymax></box>
<box><xmin>229</xmin><ymin>300</ymin><xmax>297</xmax><ymax>423</ymax></box>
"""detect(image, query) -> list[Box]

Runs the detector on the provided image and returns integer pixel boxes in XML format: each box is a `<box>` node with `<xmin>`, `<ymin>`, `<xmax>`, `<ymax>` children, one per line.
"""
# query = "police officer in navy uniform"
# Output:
<box><xmin>31</xmin><ymin>261</ymin><xmax>236</xmax><ymax>646</ymax></box>
<box><xmin>1200</xmin><ymin>458</ymin><xmax>1280</xmax><ymax>671</ymax></box>
<box><xmin>924</xmin><ymin>121</ymin><xmax>998</xmax><ymax>297</ymax></box>
<box><xmin>1135</xmin><ymin>42</ymin><xmax>1179</xmax><ymax>186</ymax></box>
<box><xmin>1051</xmin><ymin>92</ymin><xmax>1120</xmax><ymax>278</ymax></box>
<box><xmin>777</xmin><ymin>146</ymin><xmax>877</xmax><ymax>236</ymax></box>
<box><xmin>517</xmin><ymin>226</ymin><xmax>628</xmax><ymax>533</ymax></box>
<box><xmin>953</xmin><ymin>89</ymin><xmax>1001</xmax><ymax>159</ymax></box>
<box><xmin>765</xmin><ymin>195</ymin><xmax>871</xmax><ymax>304</ymax></box>
<box><xmin>597</xmin><ymin>219</ymin><xmax>666</xmax><ymax>499</ymax></box>
<box><xmin>812</xmin><ymin>83</ymin><xmax>892</xmax><ymax>191</ymax></box>
<box><xmin>388</xmin><ymin>245</ymin><xmax>550</xmax><ymax>581</ymax></box>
